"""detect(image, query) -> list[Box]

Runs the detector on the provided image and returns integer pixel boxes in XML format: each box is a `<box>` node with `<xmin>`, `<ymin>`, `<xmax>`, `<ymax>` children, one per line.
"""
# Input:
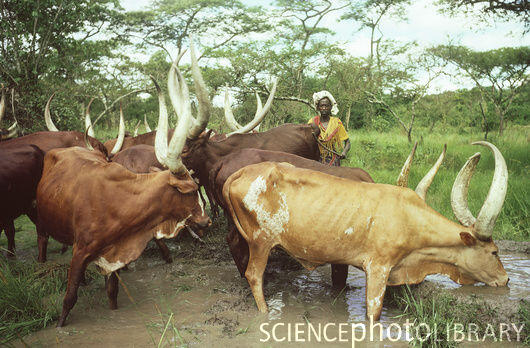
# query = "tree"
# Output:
<box><xmin>436</xmin><ymin>0</ymin><xmax>529</xmax><ymax>30</ymax></box>
<box><xmin>0</xmin><ymin>0</ymin><xmax>123</xmax><ymax>131</ymax></box>
<box><xmin>430</xmin><ymin>45</ymin><xmax>529</xmax><ymax>135</ymax></box>
<box><xmin>121</xmin><ymin>0</ymin><xmax>270</xmax><ymax>62</ymax></box>
<box><xmin>366</xmin><ymin>51</ymin><xmax>445</xmax><ymax>142</ymax></box>
<box><xmin>341</xmin><ymin>0</ymin><xmax>411</xmax><ymax>90</ymax></box>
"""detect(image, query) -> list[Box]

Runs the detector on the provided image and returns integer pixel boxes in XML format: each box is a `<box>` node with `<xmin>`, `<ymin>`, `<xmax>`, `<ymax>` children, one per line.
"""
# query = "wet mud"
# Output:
<box><xmin>11</xmin><ymin>231</ymin><xmax>529</xmax><ymax>347</ymax></box>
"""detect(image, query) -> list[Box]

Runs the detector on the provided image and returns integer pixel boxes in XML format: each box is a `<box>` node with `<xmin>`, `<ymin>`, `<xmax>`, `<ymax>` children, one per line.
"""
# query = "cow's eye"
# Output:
<box><xmin>492</xmin><ymin>251</ymin><xmax>498</xmax><ymax>256</ymax></box>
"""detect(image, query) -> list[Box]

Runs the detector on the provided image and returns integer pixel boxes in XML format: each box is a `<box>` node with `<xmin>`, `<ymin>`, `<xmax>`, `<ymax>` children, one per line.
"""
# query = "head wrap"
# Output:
<box><xmin>312</xmin><ymin>90</ymin><xmax>339</xmax><ymax>116</ymax></box>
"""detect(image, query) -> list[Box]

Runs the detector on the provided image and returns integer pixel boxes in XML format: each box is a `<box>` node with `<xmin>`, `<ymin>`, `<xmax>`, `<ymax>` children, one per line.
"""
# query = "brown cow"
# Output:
<box><xmin>0</xmin><ymin>145</ymin><xmax>44</xmax><ymax>257</ymax></box>
<box><xmin>208</xmin><ymin>148</ymin><xmax>374</xmax><ymax>287</ymax></box>
<box><xmin>222</xmin><ymin>142</ymin><xmax>509</xmax><ymax>321</ymax></box>
<box><xmin>112</xmin><ymin>143</ymin><xmax>180</xmax><ymax>263</ymax></box>
<box><xmin>36</xmin><ymin>69</ymin><xmax>211</xmax><ymax>327</ymax></box>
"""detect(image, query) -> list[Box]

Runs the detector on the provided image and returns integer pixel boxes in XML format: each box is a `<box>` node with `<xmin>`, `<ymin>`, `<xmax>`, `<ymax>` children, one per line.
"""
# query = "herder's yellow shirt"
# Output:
<box><xmin>308</xmin><ymin>115</ymin><xmax>349</xmax><ymax>158</ymax></box>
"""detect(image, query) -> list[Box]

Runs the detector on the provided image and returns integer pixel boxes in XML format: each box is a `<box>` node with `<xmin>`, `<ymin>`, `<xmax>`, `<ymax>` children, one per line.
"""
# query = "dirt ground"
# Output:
<box><xmin>9</xmin><ymin>223</ymin><xmax>530</xmax><ymax>347</ymax></box>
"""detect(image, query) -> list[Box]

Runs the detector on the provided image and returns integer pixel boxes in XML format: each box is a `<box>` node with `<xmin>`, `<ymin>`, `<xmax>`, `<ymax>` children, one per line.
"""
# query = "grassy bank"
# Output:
<box><xmin>387</xmin><ymin>286</ymin><xmax>528</xmax><ymax>347</ymax></box>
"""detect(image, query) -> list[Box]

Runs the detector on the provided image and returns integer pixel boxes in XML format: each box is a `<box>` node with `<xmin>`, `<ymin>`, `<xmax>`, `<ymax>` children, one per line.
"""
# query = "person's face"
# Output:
<box><xmin>317</xmin><ymin>98</ymin><xmax>331</xmax><ymax>117</ymax></box>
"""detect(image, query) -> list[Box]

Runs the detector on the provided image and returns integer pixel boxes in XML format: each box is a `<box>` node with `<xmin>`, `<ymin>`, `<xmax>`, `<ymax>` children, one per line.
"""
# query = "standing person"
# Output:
<box><xmin>308</xmin><ymin>91</ymin><xmax>350</xmax><ymax>166</ymax></box>
<box><xmin>307</xmin><ymin>90</ymin><xmax>351</xmax><ymax>289</ymax></box>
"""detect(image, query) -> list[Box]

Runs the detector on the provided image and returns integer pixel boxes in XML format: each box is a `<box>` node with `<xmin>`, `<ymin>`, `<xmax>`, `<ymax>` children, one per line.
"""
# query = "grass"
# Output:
<box><xmin>388</xmin><ymin>286</ymin><xmax>495</xmax><ymax>347</ymax></box>
<box><xmin>0</xmin><ymin>260</ymin><xmax>100</xmax><ymax>344</ymax></box>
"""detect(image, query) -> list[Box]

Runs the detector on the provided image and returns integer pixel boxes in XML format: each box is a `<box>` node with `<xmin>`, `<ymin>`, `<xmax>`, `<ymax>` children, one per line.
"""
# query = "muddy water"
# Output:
<box><xmin>15</xmin><ymin>238</ymin><xmax>529</xmax><ymax>347</ymax></box>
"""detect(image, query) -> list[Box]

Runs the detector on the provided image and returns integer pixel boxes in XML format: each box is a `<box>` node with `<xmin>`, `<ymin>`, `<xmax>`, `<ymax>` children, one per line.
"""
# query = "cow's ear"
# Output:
<box><xmin>169</xmin><ymin>173</ymin><xmax>198</xmax><ymax>193</ymax></box>
<box><xmin>460</xmin><ymin>232</ymin><xmax>476</xmax><ymax>247</ymax></box>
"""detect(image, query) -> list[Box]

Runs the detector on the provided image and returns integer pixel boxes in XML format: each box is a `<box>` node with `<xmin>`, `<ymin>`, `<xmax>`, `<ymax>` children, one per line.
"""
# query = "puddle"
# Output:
<box><xmin>9</xmin><ymin>236</ymin><xmax>528</xmax><ymax>347</ymax></box>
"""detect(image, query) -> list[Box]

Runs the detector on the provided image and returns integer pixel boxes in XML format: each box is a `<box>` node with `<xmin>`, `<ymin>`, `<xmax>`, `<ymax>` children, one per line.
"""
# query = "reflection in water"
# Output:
<box><xmin>424</xmin><ymin>253</ymin><xmax>529</xmax><ymax>300</ymax></box>
<box><xmin>272</xmin><ymin>252</ymin><xmax>528</xmax><ymax>325</ymax></box>
<box><xmin>267</xmin><ymin>291</ymin><xmax>285</xmax><ymax>320</ymax></box>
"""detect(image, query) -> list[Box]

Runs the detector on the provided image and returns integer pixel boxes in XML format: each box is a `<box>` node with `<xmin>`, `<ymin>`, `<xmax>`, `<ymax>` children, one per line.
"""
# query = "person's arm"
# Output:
<box><xmin>341</xmin><ymin>138</ymin><xmax>350</xmax><ymax>159</ymax></box>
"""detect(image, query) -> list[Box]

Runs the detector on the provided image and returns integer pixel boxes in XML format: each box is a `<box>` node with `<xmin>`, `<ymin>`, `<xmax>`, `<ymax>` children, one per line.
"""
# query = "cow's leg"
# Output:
<box><xmin>154</xmin><ymin>239</ymin><xmax>172</xmax><ymax>263</ymax></box>
<box><xmin>105</xmin><ymin>271</ymin><xmax>119</xmax><ymax>310</ymax></box>
<box><xmin>60</xmin><ymin>244</ymin><xmax>69</xmax><ymax>254</ymax></box>
<box><xmin>36</xmin><ymin>224</ymin><xmax>48</xmax><ymax>263</ymax></box>
<box><xmin>226</xmin><ymin>222</ymin><xmax>249</xmax><ymax>278</ymax></box>
<box><xmin>331</xmin><ymin>264</ymin><xmax>348</xmax><ymax>289</ymax></box>
<box><xmin>364</xmin><ymin>264</ymin><xmax>390</xmax><ymax>321</ymax></box>
<box><xmin>245</xmin><ymin>244</ymin><xmax>271</xmax><ymax>313</ymax></box>
<box><xmin>4</xmin><ymin>220</ymin><xmax>16</xmax><ymax>258</ymax></box>
<box><xmin>204</xmin><ymin>187</ymin><xmax>219</xmax><ymax>219</ymax></box>
<box><xmin>57</xmin><ymin>251</ymin><xmax>89</xmax><ymax>327</ymax></box>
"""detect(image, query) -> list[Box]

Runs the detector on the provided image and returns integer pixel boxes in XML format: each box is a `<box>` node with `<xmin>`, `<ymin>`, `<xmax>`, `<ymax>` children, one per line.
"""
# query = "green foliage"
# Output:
<box><xmin>0</xmin><ymin>0</ymin><xmax>124</xmax><ymax>131</ymax></box>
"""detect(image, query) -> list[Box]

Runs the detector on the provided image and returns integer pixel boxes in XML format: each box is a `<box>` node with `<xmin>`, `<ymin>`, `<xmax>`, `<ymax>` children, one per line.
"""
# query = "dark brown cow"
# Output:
<box><xmin>0</xmin><ymin>131</ymin><xmax>108</xmax><ymax>156</ymax></box>
<box><xmin>0</xmin><ymin>131</ymin><xmax>108</xmax><ymax>257</ymax></box>
<box><xmin>0</xmin><ymin>145</ymin><xmax>44</xmax><ymax>257</ymax></box>
<box><xmin>36</xmin><ymin>69</ymin><xmax>211</xmax><ymax>327</ymax></box>
<box><xmin>208</xmin><ymin>148</ymin><xmax>374</xmax><ymax>287</ymax></box>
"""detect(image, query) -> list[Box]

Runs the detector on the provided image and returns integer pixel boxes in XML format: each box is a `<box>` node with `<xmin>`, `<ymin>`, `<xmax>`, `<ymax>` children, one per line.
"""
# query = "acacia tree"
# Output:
<box><xmin>365</xmin><ymin>51</ymin><xmax>445</xmax><ymax>142</ymax></box>
<box><xmin>430</xmin><ymin>45</ymin><xmax>529</xmax><ymax>135</ymax></box>
<box><xmin>341</xmin><ymin>0</ymin><xmax>411</xmax><ymax>91</ymax></box>
<box><xmin>121</xmin><ymin>0</ymin><xmax>270</xmax><ymax>62</ymax></box>
<box><xmin>436</xmin><ymin>0</ymin><xmax>529</xmax><ymax>30</ymax></box>
<box><xmin>0</xmin><ymin>0</ymin><xmax>123</xmax><ymax>131</ymax></box>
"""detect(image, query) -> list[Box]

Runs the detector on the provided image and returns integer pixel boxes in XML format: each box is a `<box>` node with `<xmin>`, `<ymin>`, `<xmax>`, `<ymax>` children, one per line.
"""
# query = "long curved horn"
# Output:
<box><xmin>396</xmin><ymin>141</ymin><xmax>418</xmax><ymax>187</ymax></box>
<box><xmin>133</xmin><ymin>120</ymin><xmax>141</xmax><ymax>136</ymax></box>
<box><xmin>85</xmin><ymin>98</ymin><xmax>95</xmax><ymax>137</ymax></box>
<box><xmin>44</xmin><ymin>93</ymin><xmax>60</xmax><ymax>131</ymax></box>
<box><xmin>224</xmin><ymin>86</ymin><xmax>243</xmax><ymax>131</ymax></box>
<box><xmin>144</xmin><ymin>114</ymin><xmax>152</xmax><ymax>132</ymax></box>
<box><xmin>473</xmin><ymin>141</ymin><xmax>508</xmax><ymax>240</ymax></box>
<box><xmin>0</xmin><ymin>85</ymin><xmax>5</xmax><ymax>124</ymax></box>
<box><xmin>227</xmin><ymin>77</ymin><xmax>277</xmax><ymax>136</ymax></box>
<box><xmin>187</xmin><ymin>39</ymin><xmax>211</xmax><ymax>139</ymax></box>
<box><xmin>415</xmin><ymin>144</ymin><xmax>446</xmax><ymax>200</ymax></box>
<box><xmin>153</xmin><ymin>74</ymin><xmax>190</xmax><ymax>174</ymax></box>
<box><xmin>7</xmin><ymin>120</ymin><xmax>17</xmax><ymax>132</ymax></box>
<box><xmin>254</xmin><ymin>91</ymin><xmax>263</xmax><ymax>132</ymax></box>
<box><xmin>110</xmin><ymin>103</ymin><xmax>126</xmax><ymax>155</ymax></box>
<box><xmin>451</xmin><ymin>152</ymin><xmax>481</xmax><ymax>227</ymax></box>
<box><xmin>167</xmin><ymin>49</ymin><xmax>195</xmax><ymax>127</ymax></box>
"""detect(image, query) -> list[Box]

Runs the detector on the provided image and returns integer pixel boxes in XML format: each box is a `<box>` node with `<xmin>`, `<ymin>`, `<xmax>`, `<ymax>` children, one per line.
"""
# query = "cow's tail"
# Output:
<box><xmin>221</xmin><ymin>168</ymin><xmax>250</xmax><ymax>242</ymax></box>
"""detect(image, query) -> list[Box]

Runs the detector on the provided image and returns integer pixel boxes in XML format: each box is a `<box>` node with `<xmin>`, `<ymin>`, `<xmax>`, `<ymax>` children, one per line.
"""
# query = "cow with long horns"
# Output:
<box><xmin>222</xmin><ymin>142</ymin><xmax>509</xmax><ymax>320</ymax></box>
<box><xmin>35</xmin><ymin>59</ymin><xmax>211</xmax><ymax>326</ymax></box>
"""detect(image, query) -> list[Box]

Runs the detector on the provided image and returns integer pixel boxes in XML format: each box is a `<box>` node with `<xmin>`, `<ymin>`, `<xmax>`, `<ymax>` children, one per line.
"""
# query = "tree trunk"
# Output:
<box><xmin>345</xmin><ymin>104</ymin><xmax>351</xmax><ymax>131</ymax></box>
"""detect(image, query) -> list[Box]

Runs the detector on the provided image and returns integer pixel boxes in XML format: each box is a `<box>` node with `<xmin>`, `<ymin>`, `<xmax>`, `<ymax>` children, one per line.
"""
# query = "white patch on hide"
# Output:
<box><xmin>155</xmin><ymin>214</ymin><xmax>190</xmax><ymax>239</ymax></box>
<box><xmin>344</xmin><ymin>227</ymin><xmax>354</xmax><ymax>235</ymax></box>
<box><xmin>366</xmin><ymin>217</ymin><xmax>374</xmax><ymax>231</ymax></box>
<box><xmin>95</xmin><ymin>257</ymin><xmax>125</xmax><ymax>274</ymax></box>
<box><xmin>242</xmin><ymin>176</ymin><xmax>290</xmax><ymax>240</ymax></box>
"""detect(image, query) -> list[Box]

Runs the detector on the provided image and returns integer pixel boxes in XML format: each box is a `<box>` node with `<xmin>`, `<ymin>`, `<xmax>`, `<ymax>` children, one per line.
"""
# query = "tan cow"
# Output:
<box><xmin>222</xmin><ymin>142</ymin><xmax>509</xmax><ymax>320</ymax></box>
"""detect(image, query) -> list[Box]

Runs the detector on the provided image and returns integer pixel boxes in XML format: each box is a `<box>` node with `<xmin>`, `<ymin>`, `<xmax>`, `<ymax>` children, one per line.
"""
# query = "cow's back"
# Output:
<box><xmin>210</xmin><ymin>148</ymin><xmax>373</xmax><ymax>208</ymax></box>
<box><xmin>0</xmin><ymin>131</ymin><xmax>108</xmax><ymax>156</ymax></box>
<box><xmin>112</xmin><ymin>144</ymin><xmax>162</xmax><ymax>173</ymax></box>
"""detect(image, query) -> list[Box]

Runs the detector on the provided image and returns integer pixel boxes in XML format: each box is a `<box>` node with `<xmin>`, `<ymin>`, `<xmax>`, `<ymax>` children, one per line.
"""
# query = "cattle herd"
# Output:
<box><xmin>0</xmin><ymin>41</ymin><xmax>510</xmax><ymax>328</ymax></box>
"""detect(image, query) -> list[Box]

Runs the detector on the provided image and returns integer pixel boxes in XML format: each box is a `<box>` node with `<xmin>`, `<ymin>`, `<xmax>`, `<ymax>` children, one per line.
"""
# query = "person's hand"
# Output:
<box><xmin>339</xmin><ymin>153</ymin><xmax>346</xmax><ymax>159</ymax></box>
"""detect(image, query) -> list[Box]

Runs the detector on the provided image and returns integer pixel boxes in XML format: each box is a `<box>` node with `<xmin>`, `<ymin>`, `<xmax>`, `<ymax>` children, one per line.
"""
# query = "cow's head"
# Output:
<box><xmin>453</xmin><ymin>231</ymin><xmax>508</xmax><ymax>286</ymax></box>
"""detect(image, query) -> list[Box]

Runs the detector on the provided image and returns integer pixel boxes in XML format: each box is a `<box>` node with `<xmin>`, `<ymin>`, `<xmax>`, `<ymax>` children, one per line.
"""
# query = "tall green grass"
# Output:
<box><xmin>344</xmin><ymin>126</ymin><xmax>529</xmax><ymax>241</ymax></box>
<box><xmin>0</xmin><ymin>260</ymin><xmax>99</xmax><ymax>344</ymax></box>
